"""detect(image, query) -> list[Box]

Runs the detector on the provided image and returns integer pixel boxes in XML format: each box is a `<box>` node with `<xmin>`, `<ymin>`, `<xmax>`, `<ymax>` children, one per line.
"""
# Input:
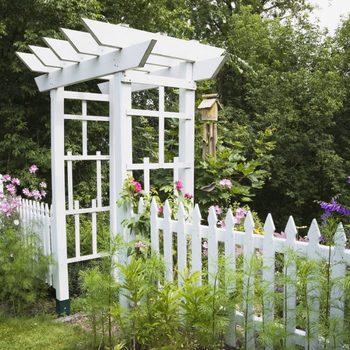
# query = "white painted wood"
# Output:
<box><xmin>64</xmin><ymin>90</ymin><xmax>109</xmax><ymax>102</ymax></box>
<box><xmin>61</xmin><ymin>28</ymin><xmax>115</xmax><ymax>56</ymax></box>
<box><xmin>158</xmin><ymin>86</ymin><xmax>165</xmax><ymax>165</ymax></box>
<box><xmin>67</xmin><ymin>252</ymin><xmax>108</xmax><ymax>264</ymax></box>
<box><xmin>50</xmin><ymin>87</ymin><xmax>69</xmax><ymax>301</ymax></box>
<box><xmin>178</xmin><ymin>63</ymin><xmax>195</xmax><ymax>196</ymax></box>
<box><xmin>82</xmin><ymin>18</ymin><xmax>224</xmax><ymax>61</ymax></box>
<box><xmin>74</xmin><ymin>200</ymin><xmax>80</xmax><ymax>258</ymax></box>
<box><xmin>243</xmin><ymin>211</ymin><xmax>255</xmax><ymax>350</ymax></box>
<box><xmin>64</xmin><ymin>154</ymin><xmax>109</xmax><ymax>161</ymax></box>
<box><xmin>66</xmin><ymin>206</ymin><xmax>110</xmax><ymax>215</ymax></box>
<box><xmin>67</xmin><ymin>151</ymin><xmax>73</xmax><ymax>211</ymax></box>
<box><xmin>43</xmin><ymin>37</ymin><xmax>95</xmax><ymax>62</ymax></box>
<box><xmin>193</xmin><ymin>55</ymin><xmax>226</xmax><ymax>81</ymax></box>
<box><xmin>122</xmin><ymin>71</ymin><xmax>196</xmax><ymax>90</ymax></box>
<box><xmin>96</xmin><ymin>151</ymin><xmax>102</xmax><ymax>208</ymax></box>
<box><xmin>64</xmin><ymin>114</ymin><xmax>109</xmax><ymax>122</ymax></box>
<box><xmin>207</xmin><ymin>206</ymin><xmax>218</xmax><ymax>285</ymax></box>
<box><xmin>16</xmin><ymin>52</ymin><xmax>58</xmax><ymax>73</ymax></box>
<box><xmin>173</xmin><ymin>157</ymin><xmax>179</xmax><ymax>195</ymax></box>
<box><xmin>29</xmin><ymin>45</ymin><xmax>74</xmax><ymax>68</ymax></box>
<box><xmin>91</xmin><ymin>199</ymin><xmax>97</xmax><ymax>255</ymax></box>
<box><xmin>127</xmin><ymin>160</ymin><xmax>189</xmax><ymax>171</ymax></box>
<box><xmin>306</xmin><ymin>219</ymin><xmax>321</xmax><ymax>350</ymax></box>
<box><xmin>98</xmin><ymin>80</ymin><xmax>157</xmax><ymax>94</ymax></box>
<box><xmin>127</xmin><ymin>109</ymin><xmax>186</xmax><ymax>119</ymax></box>
<box><xmin>82</xmin><ymin>100</ymin><xmax>88</xmax><ymax>156</ymax></box>
<box><xmin>262</xmin><ymin>213</ymin><xmax>275</xmax><ymax>350</ymax></box>
<box><xmin>163</xmin><ymin>200</ymin><xmax>173</xmax><ymax>282</ymax></box>
<box><xmin>191</xmin><ymin>204</ymin><xmax>202</xmax><ymax>284</ymax></box>
<box><xmin>35</xmin><ymin>39</ymin><xmax>156</xmax><ymax>92</ymax></box>
<box><xmin>284</xmin><ymin>216</ymin><xmax>298</xmax><ymax>347</ymax></box>
<box><xmin>176</xmin><ymin>202</ymin><xmax>187</xmax><ymax>286</ymax></box>
<box><xmin>330</xmin><ymin>223</ymin><xmax>346</xmax><ymax>349</ymax></box>
<box><xmin>224</xmin><ymin>209</ymin><xmax>237</xmax><ymax>347</ymax></box>
<box><xmin>150</xmin><ymin>197</ymin><xmax>159</xmax><ymax>255</ymax></box>
<box><xmin>143</xmin><ymin>157</ymin><xmax>150</xmax><ymax>196</ymax></box>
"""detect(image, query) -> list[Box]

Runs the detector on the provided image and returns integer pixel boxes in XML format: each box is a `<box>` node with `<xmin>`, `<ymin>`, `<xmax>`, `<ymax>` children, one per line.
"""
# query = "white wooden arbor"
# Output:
<box><xmin>16</xmin><ymin>18</ymin><xmax>225</xmax><ymax>313</ymax></box>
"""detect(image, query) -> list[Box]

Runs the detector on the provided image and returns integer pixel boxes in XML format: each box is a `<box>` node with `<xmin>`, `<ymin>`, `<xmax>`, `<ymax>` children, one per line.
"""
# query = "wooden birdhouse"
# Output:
<box><xmin>198</xmin><ymin>93</ymin><xmax>222</xmax><ymax>121</ymax></box>
<box><xmin>198</xmin><ymin>94</ymin><xmax>222</xmax><ymax>159</ymax></box>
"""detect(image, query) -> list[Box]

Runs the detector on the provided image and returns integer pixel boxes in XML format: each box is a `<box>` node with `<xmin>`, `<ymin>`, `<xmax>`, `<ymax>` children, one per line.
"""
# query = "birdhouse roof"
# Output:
<box><xmin>198</xmin><ymin>98</ymin><xmax>222</xmax><ymax>110</ymax></box>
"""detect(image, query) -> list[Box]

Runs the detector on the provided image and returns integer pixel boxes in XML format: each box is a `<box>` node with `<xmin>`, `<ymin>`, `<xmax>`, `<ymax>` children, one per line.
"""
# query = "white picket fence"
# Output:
<box><xmin>17</xmin><ymin>199</ymin><xmax>53</xmax><ymax>286</ymax></box>
<box><xmin>134</xmin><ymin>197</ymin><xmax>350</xmax><ymax>349</ymax></box>
<box><xmin>2</xmin><ymin>184</ymin><xmax>350</xmax><ymax>348</ymax></box>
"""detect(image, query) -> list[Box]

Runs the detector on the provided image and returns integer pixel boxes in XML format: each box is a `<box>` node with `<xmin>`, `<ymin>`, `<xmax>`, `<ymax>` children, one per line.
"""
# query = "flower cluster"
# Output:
<box><xmin>219</xmin><ymin>178</ymin><xmax>232</xmax><ymax>189</ymax></box>
<box><xmin>0</xmin><ymin>165</ymin><xmax>47</xmax><ymax>217</ymax></box>
<box><xmin>208</xmin><ymin>205</ymin><xmax>247</xmax><ymax>228</ymax></box>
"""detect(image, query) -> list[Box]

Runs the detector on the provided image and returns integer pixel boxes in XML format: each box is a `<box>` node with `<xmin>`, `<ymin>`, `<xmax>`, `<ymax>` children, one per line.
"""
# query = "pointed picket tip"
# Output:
<box><xmin>244</xmin><ymin>210</ymin><xmax>255</xmax><ymax>232</ymax></box>
<box><xmin>307</xmin><ymin>219</ymin><xmax>321</xmax><ymax>245</ymax></box>
<box><xmin>177</xmin><ymin>202</ymin><xmax>186</xmax><ymax>220</ymax></box>
<box><xmin>334</xmin><ymin>222</ymin><xmax>347</xmax><ymax>247</ymax></box>
<box><xmin>285</xmin><ymin>216</ymin><xmax>297</xmax><ymax>242</ymax></box>
<box><xmin>150</xmin><ymin>197</ymin><xmax>158</xmax><ymax>215</ymax></box>
<box><xmin>192</xmin><ymin>204</ymin><xmax>202</xmax><ymax>224</ymax></box>
<box><xmin>263</xmin><ymin>213</ymin><xmax>275</xmax><ymax>238</ymax></box>
<box><xmin>225</xmin><ymin>208</ymin><xmax>235</xmax><ymax>228</ymax></box>
<box><xmin>208</xmin><ymin>205</ymin><xmax>218</xmax><ymax>227</ymax></box>
<box><xmin>163</xmin><ymin>199</ymin><xmax>172</xmax><ymax>218</ymax></box>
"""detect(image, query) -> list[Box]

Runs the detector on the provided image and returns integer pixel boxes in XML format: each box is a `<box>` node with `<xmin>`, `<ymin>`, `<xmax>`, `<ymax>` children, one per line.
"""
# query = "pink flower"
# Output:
<box><xmin>39</xmin><ymin>182</ymin><xmax>47</xmax><ymax>189</ymax></box>
<box><xmin>184</xmin><ymin>192</ymin><xmax>193</xmax><ymax>199</ymax></box>
<box><xmin>158</xmin><ymin>206</ymin><xmax>164</xmax><ymax>215</ymax></box>
<box><xmin>131</xmin><ymin>181</ymin><xmax>142</xmax><ymax>193</ymax></box>
<box><xmin>209</xmin><ymin>205</ymin><xmax>222</xmax><ymax>215</ymax></box>
<box><xmin>40</xmin><ymin>190</ymin><xmax>47</xmax><ymax>198</ymax></box>
<box><xmin>6</xmin><ymin>184</ymin><xmax>16</xmax><ymax>195</ymax></box>
<box><xmin>1</xmin><ymin>174</ymin><xmax>11</xmax><ymax>182</ymax></box>
<box><xmin>219</xmin><ymin>179</ymin><xmax>232</xmax><ymax>189</ymax></box>
<box><xmin>31</xmin><ymin>189</ymin><xmax>42</xmax><ymax>201</ymax></box>
<box><xmin>175</xmin><ymin>180</ymin><xmax>183</xmax><ymax>191</ymax></box>
<box><xmin>218</xmin><ymin>220</ymin><xmax>226</xmax><ymax>228</ymax></box>
<box><xmin>11</xmin><ymin>178</ymin><xmax>20</xmax><ymax>186</ymax></box>
<box><xmin>202</xmin><ymin>241</ymin><xmax>208</xmax><ymax>256</ymax></box>
<box><xmin>22</xmin><ymin>188</ymin><xmax>31</xmax><ymax>196</ymax></box>
<box><xmin>29</xmin><ymin>164</ymin><xmax>38</xmax><ymax>174</ymax></box>
<box><xmin>134</xmin><ymin>240</ymin><xmax>147</xmax><ymax>249</ymax></box>
<box><xmin>0</xmin><ymin>192</ymin><xmax>4</xmax><ymax>200</ymax></box>
<box><xmin>235</xmin><ymin>207</ymin><xmax>247</xmax><ymax>224</ymax></box>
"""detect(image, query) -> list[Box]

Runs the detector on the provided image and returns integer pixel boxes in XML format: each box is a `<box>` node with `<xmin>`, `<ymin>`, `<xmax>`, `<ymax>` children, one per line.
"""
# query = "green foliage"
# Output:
<box><xmin>0</xmin><ymin>215</ymin><xmax>51</xmax><ymax>314</ymax></box>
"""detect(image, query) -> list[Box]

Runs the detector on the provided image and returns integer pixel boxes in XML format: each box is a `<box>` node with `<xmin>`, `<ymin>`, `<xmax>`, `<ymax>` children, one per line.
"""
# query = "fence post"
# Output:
<box><xmin>191</xmin><ymin>204</ymin><xmax>202</xmax><ymax>284</ymax></box>
<box><xmin>208</xmin><ymin>206</ymin><xmax>218</xmax><ymax>285</ymax></box>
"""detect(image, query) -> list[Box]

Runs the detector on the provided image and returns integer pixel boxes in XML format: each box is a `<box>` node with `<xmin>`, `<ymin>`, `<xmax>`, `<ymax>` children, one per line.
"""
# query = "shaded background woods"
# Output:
<box><xmin>1</xmin><ymin>0</ymin><xmax>350</xmax><ymax>228</ymax></box>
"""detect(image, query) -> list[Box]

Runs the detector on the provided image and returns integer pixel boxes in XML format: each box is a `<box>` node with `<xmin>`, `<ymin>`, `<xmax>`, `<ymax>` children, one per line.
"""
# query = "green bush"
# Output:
<box><xmin>0</xmin><ymin>215</ymin><xmax>51</xmax><ymax>314</ymax></box>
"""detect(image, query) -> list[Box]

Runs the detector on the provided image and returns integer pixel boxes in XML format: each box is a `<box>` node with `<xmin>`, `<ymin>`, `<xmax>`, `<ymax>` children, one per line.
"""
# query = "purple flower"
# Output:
<box><xmin>39</xmin><ymin>182</ymin><xmax>47</xmax><ymax>189</ymax></box>
<box><xmin>31</xmin><ymin>189</ymin><xmax>42</xmax><ymax>201</ymax></box>
<box><xmin>22</xmin><ymin>188</ymin><xmax>30</xmax><ymax>196</ymax></box>
<box><xmin>218</xmin><ymin>220</ymin><xmax>226</xmax><ymax>228</ymax></box>
<box><xmin>29</xmin><ymin>164</ymin><xmax>38</xmax><ymax>174</ymax></box>
<box><xmin>235</xmin><ymin>207</ymin><xmax>247</xmax><ymax>224</ymax></box>
<box><xmin>320</xmin><ymin>201</ymin><xmax>350</xmax><ymax>216</ymax></box>
<box><xmin>202</xmin><ymin>241</ymin><xmax>208</xmax><ymax>256</ymax></box>
<box><xmin>209</xmin><ymin>205</ymin><xmax>222</xmax><ymax>215</ymax></box>
<box><xmin>219</xmin><ymin>179</ymin><xmax>232</xmax><ymax>189</ymax></box>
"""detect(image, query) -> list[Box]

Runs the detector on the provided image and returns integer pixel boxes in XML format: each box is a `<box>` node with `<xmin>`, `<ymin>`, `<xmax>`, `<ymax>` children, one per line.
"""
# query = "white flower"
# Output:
<box><xmin>13</xmin><ymin>219</ymin><xmax>19</xmax><ymax>226</ymax></box>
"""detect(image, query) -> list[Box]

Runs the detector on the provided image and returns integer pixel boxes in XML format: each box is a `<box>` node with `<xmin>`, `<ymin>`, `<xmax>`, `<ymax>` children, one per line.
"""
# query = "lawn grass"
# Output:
<box><xmin>0</xmin><ymin>314</ymin><xmax>90</xmax><ymax>350</ymax></box>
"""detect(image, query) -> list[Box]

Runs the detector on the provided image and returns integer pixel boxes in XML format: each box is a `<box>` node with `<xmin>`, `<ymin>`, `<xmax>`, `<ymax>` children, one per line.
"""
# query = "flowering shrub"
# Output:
<box><xmin>0</xmin><ymin>165</ymin><xmax>47</xmax><ymax>217</ymax></box>
<box><xmin>318</xmin><ymin>177</ymin><xmax>350</xmax><ymax>247</ymax></box>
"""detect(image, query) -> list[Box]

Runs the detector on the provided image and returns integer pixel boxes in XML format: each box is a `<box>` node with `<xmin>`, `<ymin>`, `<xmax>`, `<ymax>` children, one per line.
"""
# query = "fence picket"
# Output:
<box><xmin>284</xmin><ymin>216</ymin><xmax>297</xmax><ymax>347</ymax></box>
<box><xmin>208</xmin><ymin>206</ymin><xmax>218</xmax><ymax>285</ymax></box>
<box><xmin>224</xmin><ymin>209</ymin><xmax>237</xmax><ymax>347</ymax></box>
<box><xmin>191</xmin><ymin>204</ymin><xmax>202</xmax><ymax>284</ymax></box>
<box><xmin>262</xmin><ymin>213</ymin><xmax>275</xmax><ymax>350</ymax></box>
<box><xmin>243</xmin><ymin>211</ymin><xmax>255</xmax><ymax>350</ymax></box>
<box><xmin>177</xmin><ymin>202</ymin><xmax>187</xmax><ymax>285</ymax></box>
<box><xmin>330</xmin><ymin>223</ymin><xmax>346</xmax><ymax>349</ymax></box>
<box><xmin>150</xmin><ymin>198</ymin><xmax>159</xmax><ymax>255</ymax></box>
<box><xmin>306</xmin><ymin>219</ymin><xmax>321</xmax><ymax>350</ymax></box>
<box><xmin>74</xmin><ymin>200</ymin><xmax>80</xmax><ymax>258</ymax></box>
<box><xmin>91</xmin><ymin>199</ymin><xmax>97</xmax><ymax>255</ymax></box>
<box><xmin>163</xmin><ymin>200</ymin><xmax>173</xmax><ymax>282</ymax></box>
